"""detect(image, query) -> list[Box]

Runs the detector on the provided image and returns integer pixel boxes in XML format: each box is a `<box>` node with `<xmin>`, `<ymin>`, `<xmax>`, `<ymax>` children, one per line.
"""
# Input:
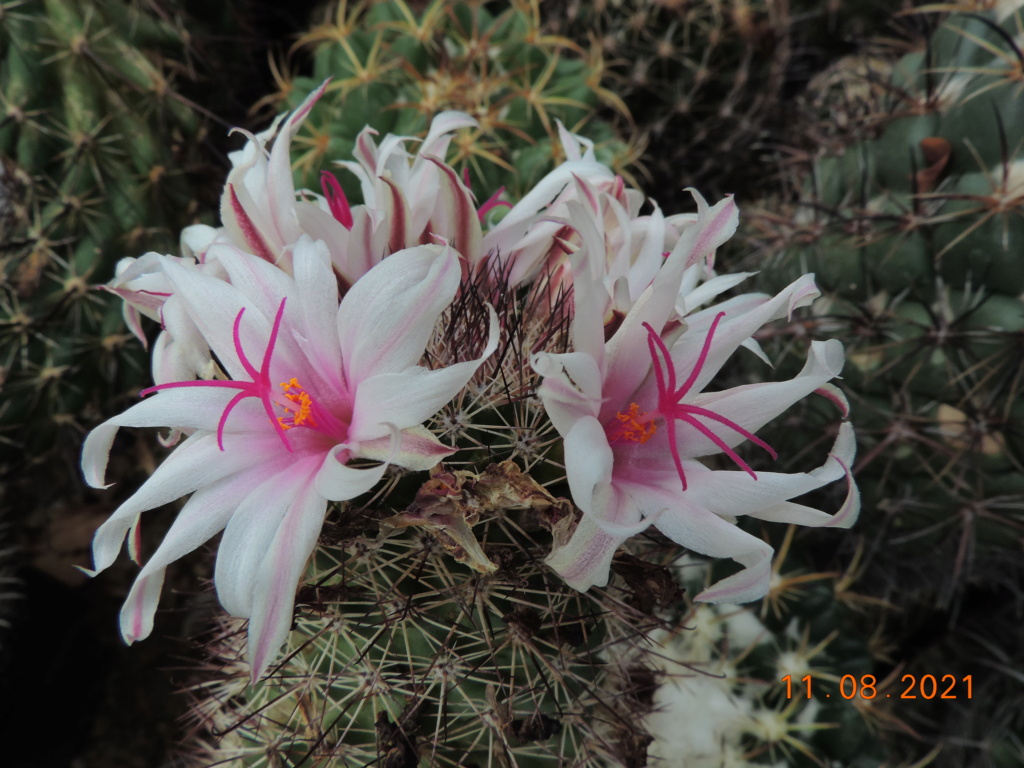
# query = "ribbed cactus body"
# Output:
<box><xmin>749</xmin><ymin>5</ymin><xmax>1024</xmax><ymax>609</ymax></box>
<box><xmin>185</xmin><ymin>525</ymin><xmax>890</xmax><ymax>767</ymax></box>
<box><xmin>184</xmin><ymin>484</ymin><xmax>668</xmax><ymax>768</ymax></box>
<box><xmin>271</xmin><ymin>0</ymin><xmax>632</xmax><ymax>203</ymax></box>
<box><xmin>0</xmin><ymin>0</ymin><xmax>214</xmax><ymax>468</ymax></box>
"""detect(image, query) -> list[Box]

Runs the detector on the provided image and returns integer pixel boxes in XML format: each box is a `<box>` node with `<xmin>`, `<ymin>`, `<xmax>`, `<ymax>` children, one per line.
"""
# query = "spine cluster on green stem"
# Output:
<box><xmin>182</xmin><ymin>507</ymin><xmax>883</xmax><ymax>767</ymax></box>
<box><xmin>182</xmin><ymin>466</ymin><xmax>668</xmax><ymax>768</ymax></box>
<box><xmin>741</xmin><ymin>5</ymin><xmax>1024</xmax><ymax>764</ymax></box>
<box><xmin>266</xmin><ymin>0</ymin><xmax>635</xmax><ymax>204</ymax></box>
<box><xmin>749</xmin><ymin>4</ymin><xmax>1024</xmax><ymax>607</ymax></box>
<box><xmin>0</xmin><ymin>0</ymin><xmax>216</xmax><ymax>471</ymax></box>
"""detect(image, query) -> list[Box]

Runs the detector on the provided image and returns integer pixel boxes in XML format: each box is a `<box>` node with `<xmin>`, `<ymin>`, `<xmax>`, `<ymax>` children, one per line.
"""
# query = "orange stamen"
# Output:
<box><xmin>608</xmin><ymin>403</ymin><xmax>658</xmax><ymax>444</ymax></box>
<box><xmin>277</xmin><ymin>378</ymin><xmax>318</xmax><ymax>430</ymax></box>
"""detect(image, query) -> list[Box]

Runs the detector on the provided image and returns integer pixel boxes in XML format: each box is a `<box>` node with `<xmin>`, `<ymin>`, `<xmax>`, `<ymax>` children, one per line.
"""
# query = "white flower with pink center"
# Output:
<box><xmin>212</xmin><ymin>80</ymin><xmax>491</xmax><ymax>287</ymax></box>
<box><xmin>82</xmin><ymin>237</ymin><xmax>496</xmax><ymax>680</ymax></box>
<box><xmin>532</xmin><ymin>194</ymin><xmax>858</xmax><ymax>603</ymax></box>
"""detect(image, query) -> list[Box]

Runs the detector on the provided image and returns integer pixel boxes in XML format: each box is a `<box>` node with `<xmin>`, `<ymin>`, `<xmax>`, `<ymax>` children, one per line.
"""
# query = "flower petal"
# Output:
<box><xmin>548</xmin><ymin>479</ymin><xmax>649</xmax><ymax>591</ymax></box>
<box><xmin>214</xmin><ymin>456</ymin><xmax>321</xmax><ymax>618</ymax></box>
<box><xmin>683</xmin><ymin>421</ymin><xmax>856</xmax><ymax>524</ymax></box>
<box><xmin>118</xmin><ymin>465</ymin><xmax>268</xmax><ymax>643</ymax></box>
<box><xmin>248</xmin><ymin>484</ymin><xmax>329</xmax><ymax>681</ymax></box>
<box><xmin>664</xmin><ymin>191</ymin><xmax>738</xmax><ymax>273</ymax></box>
<box><xmin>546</xmin><ymin>513</ymin><xmax>626</xmax><ymax>592</ymax></box>
<box><xmin>207</xmin><ymin>241</ymin><xmax>295</xmax><ymax>331</ymax></box>
<box><xmin>337</xmin><ymin>244</ymin><xmax>459</xmax><ymax>382</ymax></box>
<box><xmin>654</xmin><ymin>501</ymin><xmax>776</xmax><ymax>604</ymax></box>
<box><xmin>597</xmin><ymin>198</ymin><xmax>745</xmax><ymax>415</ymax></box>
<box><xmin>679</xmin><ymin>271</ymin><xmax>756</xmax><ymax>315</ymax></box>
<box><xmin>751</xmin><ymin>422</ymin><xmax>860</xmax><ymax>529</ymax></box>
<box><xmin>424</xmin><ymin>156</ymin><xmax>481</xmax><ymax>261</ymax></box>
<box><xmin>563</xmin><ymin>416</ymin><xmax>614</xmax><ymax>519</ymax></box>
<box><xmin>358</xmin><ymin>424</ymin><xmax>454</xmax><ymax>471</ymax></box>
<box><xmin>265</xmin><ymin>82</ymin><xmax>328</xmax><ymax>243</ymax></box>
<box><xmin>82</xmin><ymin>387</ymin><xmax>267</xmax><ymax>489</ymax></box>
<box><xmin>659</xmin><ymin>274</ymin><xmax>821</xmax><ymax>401</ymax></box>
<box><xmin>625</xmin><ymin>202</ymin><xmax>666</xmax><ymax>299</ymax></box>
<box><xmin>532</xmin><ymin>351</ymin><xmax>603</xmax><ymax>436</ymax></box>
<box><xmin>481</xmin><ymin>159</ymin><xmax>614</xmax><ymax>263</ymax></box>
<box><xmin>676</xmin><ymin>339</ymin><xmax>845</xmax><ymax>457</ymax></box>
<box><xmin>289</xmin><ymin>235</ymin><xmax>342</xmax><ymax>378</ymax></box>
<box><xmin>315</xmin><ymin>439</ymin><xmax>394</xmax><ymax>501</ymax></box>
<box><xmin>153</xmin><ymin>297</ymin><xmax>213</xmax><ymax>384</ymax></box>
<box><xmin>91</xmin><ymin>432</ymin><xmax>282</xmax><ymax>574</ymax></box>
<box><xmin>162</xmin><ymin>257</ymin><xmax>274</xmax><ymax>382</ymax></box>
<box><xmin>348</xmin><ymin>305</ymin><xmax>498</xmax><ymax>442</ymax></box>
<box><xmin>418</xmin><ymin>111</ymin><xmax>478</xmax><ymax>159</ymax></box>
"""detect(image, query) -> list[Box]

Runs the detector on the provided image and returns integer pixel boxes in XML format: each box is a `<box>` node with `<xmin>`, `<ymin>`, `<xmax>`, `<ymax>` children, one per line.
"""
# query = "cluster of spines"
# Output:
<box><xmin>0</xmin><ymin>0</ymin><xmax>217</xmax><ymax>475</ymax></box>
<box><xmin>263</xmin><ymin>0</ymin><xmax>636</xmax><ymax>204</ymax></box>
<box><xmin>181</xmin><ymin>500</ymin><xmax>676</xmax><ymax>767</ymax></box>
<box><xmin>425</xmin><ymin>257</ymin><xmax>574</xmax><ymax>480</ymax></box>
<box><xmin>182</xmin><ymin>513</ymin><xmax>897</xmax><ymax>767</ymax></box>
<box><xmin>739</xmin><ymin>3</ymin><xmax>1024</xmax><ymax>764</ymax></box>
<box><xmin>745</xmin><ymin>2</ymin><xmax>1024</xmax><ymax>608</ymax></box>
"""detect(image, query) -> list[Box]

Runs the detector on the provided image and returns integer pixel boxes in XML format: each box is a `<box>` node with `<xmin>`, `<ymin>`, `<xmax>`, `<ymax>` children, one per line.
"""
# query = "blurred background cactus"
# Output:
<box><xmin>535</xmin><ymin>0</ymin><xmax>939</xmax><ymax>208</ymax></box>
<box><xmin>746</xmin><ymin>0</ymin><xmax>1024</xmax><ymax>611</ymax></box>
<box><xmin>259</xmin><ymin>0</ymin><xmax>636</xmax><ymax>203</ymax></box>
<box><xmin>539</xmin><ymin>0</ymin><xmax>795</xmax><ymax>205</ymax></box>
<box><xmin>0</xmin><ymin>1</ymin><xmax>319</xmax><ymax>766</ymax></box>
<box><xmin>0</xmin><ymin>0</ymin><xmax>325</xmax><ymax>482</ymax></box>
<box><xmin>738</xmin><ymin>2</ymin><xmax>1024</xmax><ymax>764</ymax></box>
<box><xmin>0</xmin><ymin>3</ymin><xmax>225</xmax><ymax>763</ymax></box>
<box><xmin>0</xmin><ymin>0</ymin><xmax>221</xmax><ymax>471</ymax></box>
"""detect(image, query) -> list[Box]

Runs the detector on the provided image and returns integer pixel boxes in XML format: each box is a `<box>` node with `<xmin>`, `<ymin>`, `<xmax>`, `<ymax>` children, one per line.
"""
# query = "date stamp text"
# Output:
<box><xmin>782</xmin><ymin>674</ymin><xmax>972</xmax><ymax>700</ymax></box>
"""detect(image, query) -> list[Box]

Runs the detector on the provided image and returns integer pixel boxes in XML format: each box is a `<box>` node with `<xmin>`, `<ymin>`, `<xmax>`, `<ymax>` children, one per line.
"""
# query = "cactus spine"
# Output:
<box><xmin>0</xmin><ymin>0</ymin><xmax>216</xmax><ymax>474</ymax></box>
<box><xmin>268</xmin><ymin>0</ymin><xmax>635</xmax><ymax>203</ymax></box>
<box><xmin>742</xmin><ymin>4</ymin><xmax>1024</xmax><ymax>764</ymax></box>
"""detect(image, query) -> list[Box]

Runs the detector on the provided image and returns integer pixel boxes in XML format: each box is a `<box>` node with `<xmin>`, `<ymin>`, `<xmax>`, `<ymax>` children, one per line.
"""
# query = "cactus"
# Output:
<box><xmin>537</xmin><ymin>1</ymin><xmax>956</xmax><ymax>208</ymax></box>
<box><xmin>268</xmin><ymin>0</ymin><xmax>636</xmax><ymax>203</ymax></box>
<box><xmin>914</xmin><ymin>591</ymin><xmax>1024</xmax><ymax>768</ymax></box>
<box><xmin>144</xmin><ymin>90</ymin><xmax>864</xmax><ymax>766</ymax></box>
<box><xmin>183</xmin><ymin>526</ymin><xmax>897</xmax><ymax>767</ymax></box>
<box><xmin>183</xmin><ymin>476</ymin><xmax>666</xmax><ymax>768</ymax></box>
<box><xmin>0</xmin><ymin>0</ymin><xmax>220</xmax><ymax>476</ymax></box>
<box><xmin>737</xmin><ymin>4</ymin><xmax>1024</xmax><ymax>764</ymax></box>
<box><xmin>537</xmin><ymin>0</ymin><xmax>797</xmax><ymax>205</ymax></box>
<box><xmin>61</xmin><ymin>15</ymin><xmax>875</xmax><ymax>754</ymax></box>
<box><xmin>746</xmin><ymin>2</ymin><xmax>1024</xmax><ymax>609</ymax></box>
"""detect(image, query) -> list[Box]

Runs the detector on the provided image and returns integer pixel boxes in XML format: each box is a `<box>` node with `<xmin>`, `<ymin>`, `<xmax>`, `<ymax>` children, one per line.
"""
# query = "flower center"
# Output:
<box><xmin>608</xmin><ymin>402</ymin><xmax>658</xmax><ymax>444</ymax></box>
<box><xmin>141</xmin><ymin>298</ymin><xmax>312</xmax><ymax>454</ymax></box>
<box><xmin>277</xmin><ymin>378</ymin><xmax>318</xmax><ymax>430</ymax></box>
<box><xmin>644</xmin><ymin>313</ymin><xmax>777</xmax><ymax>491</ymax></box>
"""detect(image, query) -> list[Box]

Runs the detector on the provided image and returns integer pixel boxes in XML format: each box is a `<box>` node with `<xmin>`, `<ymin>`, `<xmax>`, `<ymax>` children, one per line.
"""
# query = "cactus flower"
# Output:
<box><xmin>82</xmin><ymin>237</ymin><xmax>496</xmax><ymax>680</ymax></box>
<box><xmin>533</xmin><ymin>194</ymin><xmax>858</xmax><ymax>603</ymax></box>
<box><xmin>204</xmin><ymin>80</ymin><xmax>485</xmax><ymax>287</ymax></box>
